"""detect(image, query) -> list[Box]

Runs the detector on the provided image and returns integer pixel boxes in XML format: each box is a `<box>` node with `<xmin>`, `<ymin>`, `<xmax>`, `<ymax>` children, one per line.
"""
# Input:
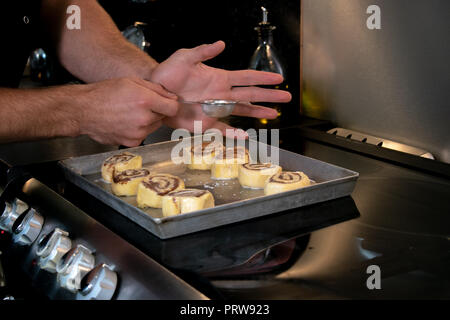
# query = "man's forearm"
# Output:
<box><xmin>0</xmin><ymin>87</ymin><xmax>82</xmax><ymax>143</ymax></box>
<box><xmin>41</xmin><ymin>0</ymin><xmax>158</xmax><ymax>82</ymax></box>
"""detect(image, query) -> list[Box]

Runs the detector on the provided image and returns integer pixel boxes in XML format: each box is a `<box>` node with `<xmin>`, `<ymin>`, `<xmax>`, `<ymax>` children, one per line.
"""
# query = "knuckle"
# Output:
<box><xmin>135</xmin><ymin>97</ymin><xmax>147</xmax><ymax>106</ymax></box>
<box><xmin>176</xmin><ymin>48</ymin><xmax>189</xmax><ymax>55</ymax></box>
<box><xmin>135</xmin><ymin>117</ymin><xmax>147</xmax><ymax>128</ymax></box>
<box><xmin>140</xmin><ymin>115</ymin><xmax>154</xmax><ymax>127</ymax></box>
<box><xmin>135</xmin><ymin>99</ymin><xmax>150</xmax><ymax>112</ymax></box>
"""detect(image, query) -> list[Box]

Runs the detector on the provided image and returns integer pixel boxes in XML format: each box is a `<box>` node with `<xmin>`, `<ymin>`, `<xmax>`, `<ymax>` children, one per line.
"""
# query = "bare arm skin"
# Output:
<box><xmin>0</xmin><ymin>86</ymin><xmax>81</xmax><ymax>143</ymax></box>
<box><xmin>40</xmin><ymin>0</ymin><xmax>158</xmax><ymax>82</ymax></box>
<box><xmin>0</xmin><ymin>79</ymin><xmax>178</xmax><ymax>146</ymax></box>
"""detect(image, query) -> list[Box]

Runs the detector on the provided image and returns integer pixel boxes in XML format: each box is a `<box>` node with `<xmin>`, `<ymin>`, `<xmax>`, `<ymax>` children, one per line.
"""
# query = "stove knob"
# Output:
<box><xmin>0</xmin><ymin>198</ymin><xmax>29</xmax><ymax>232</ymax></box>
<box><xmin>12</xmin><ymin>208</ymin><xmax>44</xmax><ymax>246</ymax></box>
<box><xmin>36</xmin><ymin>228</ymin><xmax>72</xmax><ymax>273</ymax></box>
<box><xmin>77</xmin><ymin>264</ymin><xmax>118</xmax><ymax>300</ymax></box>
<box><xmin>56</xmin><ymin>244</ymin><xmax>95</xmax><ymax>292</ymax></box>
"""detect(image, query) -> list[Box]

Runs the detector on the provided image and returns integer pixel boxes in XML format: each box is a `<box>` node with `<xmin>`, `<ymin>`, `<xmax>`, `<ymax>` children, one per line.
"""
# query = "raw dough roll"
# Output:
<box><xmin>264</xmin><ymin>171</ymin><xmax>311</xmax><ymax>195</ymax></box>
<box><xmin>137</xmin><ymin>174</ymin><xmax>185</xmax><ymax>208</ymax></box>
<box><xmin>161</xmin><ymin>189</ymin><xmax>215</xmax><ymax>217</ymax></box>
<box><xmin>111</xmin><ymin>168</ymin><xmax>150</xmax><ymax>196</ymax></box>
<box><xmin>238</xmin><ymin>163</ymin><xmax>282</xmax><ymax>189</ymax></box>
<box><xmin>211</xmin><ymin>147</ymin><xmax>250</xmax><ymax>180</ymax></box>
<box><xmin>101</xmin><ymin>152</ymin><xmax>142</xmax><ymax>183</ymax></box>
<box><xmin>187</xmin><ymin>141</ymin><xmax>224</xmax><ymax>170</ymax></box>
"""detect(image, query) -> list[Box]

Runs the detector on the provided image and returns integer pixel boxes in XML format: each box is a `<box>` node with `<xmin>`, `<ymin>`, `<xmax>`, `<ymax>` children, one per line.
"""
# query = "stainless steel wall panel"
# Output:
<box><xmin>302</xmin><ymin>0</ymin><xmax>450</xmax><ymax>162</ymax></box>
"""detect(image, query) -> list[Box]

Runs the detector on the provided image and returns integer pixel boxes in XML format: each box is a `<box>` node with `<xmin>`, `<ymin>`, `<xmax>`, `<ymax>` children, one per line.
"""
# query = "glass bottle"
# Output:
<box><xmin>122</xmin><ymin>22</ymin><xmax>151</xmax><ymax>54</ymax></box>
<box><xmin>249</xmin><ymin>7</ymin><xmax>285</xmax><ymax>78</ymax></box>
<box><xmin>249</xmin><ymin>7</ymin><xmax>287</xmax><ymax>129</ymax></box>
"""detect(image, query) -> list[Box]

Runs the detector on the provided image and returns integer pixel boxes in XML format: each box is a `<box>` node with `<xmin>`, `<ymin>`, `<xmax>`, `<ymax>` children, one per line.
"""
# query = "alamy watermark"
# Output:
<box><xmin>66</xmin><ymin>5</ymin><xmax>81</xmax><ymax>30</ymax></box>
<box><xmin>366</xmin><ymin>265</ymin><xmax>381</xmax><ymax>290</ymax></box>
<box><xmin>367</xmin><ymin>5</ymin><xmax>381</xmax><ymax>30</ymax></box>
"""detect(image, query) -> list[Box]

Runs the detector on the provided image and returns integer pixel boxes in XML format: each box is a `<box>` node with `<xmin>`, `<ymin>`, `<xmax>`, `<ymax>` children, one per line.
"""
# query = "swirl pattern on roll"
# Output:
<box><xmin>242</xmin><ymin>163</ymin><xmax>277</xmax><ymax>170</ymax></box>
<box><xmin>104</xmin><ymin>152</ymin><xmax>136</xmax><ymax>165</ymax></box>
<box><xmin>113</xmin><ymin>169</ymin><xmax>150</xmax><ymax>184</ymax></box>
<box><xmin>269</xmin><ymin>171</ymin><xmax>304</xmax><ymax>184</ymax></box>
<box><xmin>215</xmin><ymin>146</ymin><xmax>249</xmax><ymax>161</ymax></box>
<box><xmin>142</xmin><ymin>174</ymin><xmax>183</xmax><ymax>195</ymax></box>
<box><xmin>168</xmin><ymin>189</ymin><xmax>207</xmax><ymax>197</ymax></box>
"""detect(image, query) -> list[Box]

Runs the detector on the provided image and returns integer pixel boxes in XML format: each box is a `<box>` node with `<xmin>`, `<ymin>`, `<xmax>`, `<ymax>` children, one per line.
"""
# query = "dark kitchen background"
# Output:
<box><xmin>99</xmin><ymin>0</ymin><xmax>299</xmax><ymax>73</ymax></box>
<box><xmin>99</xmin><ymin>0</ymin><xmax>301</xmax><ymax>126</ymax></box>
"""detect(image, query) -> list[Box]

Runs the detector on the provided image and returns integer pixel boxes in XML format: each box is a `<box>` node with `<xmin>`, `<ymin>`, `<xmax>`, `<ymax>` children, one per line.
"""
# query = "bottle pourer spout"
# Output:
<box><xmin>261</xmin><ymin>6</ymin><xmax>268</xmax><ymax>24</ymax></box>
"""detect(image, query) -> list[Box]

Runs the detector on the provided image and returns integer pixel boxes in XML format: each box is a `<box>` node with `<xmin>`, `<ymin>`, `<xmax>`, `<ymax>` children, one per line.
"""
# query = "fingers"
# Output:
<box><xmin>131</xmin><ymin>79</ymin><xmax>180</xmax><ymax>117</ymax></box>
<box><xmin>121</xmin><ymin>120</ymin><xmax>163</xmax><ymax>147</ymax></box>
<box><xmin>143</xmin><ymin>119</ymin><xmax>163</xmax><ymax>133</ymax></box>
<box><xmin>146</xmin><ymin>113</ymin><xmax>165</xmax><ymax>123</ymax></box>
<box><xmin>114</xmin><ymin>78</ymin><xmax>179</xmax><ymax>117</ymax></box>
<box><xmin>230</xmin><ymin>86</ymin><xmax>292</xmax><ymax>103</ymax></box>
<box><xmin>134</xmin><ymin>79</ymin><xmax>178</xmax><ymax>100</ymax></box>
<box><xmin>184</xmin><ymin>40</ymin><xmax>226</xmax><ymax>64</ymax></box>
<box><xmin>120</xmin><ymin>138</ymin><xmax>144</xmax><ymax>148</ymax></box>
<box><xmin>138</xmin><ymin>92</ymin><xmax>180</xmax><ymax>117</ymax></box>
<box><xmin>231</xmin><ymin>103</ymin><xmax>278</xmax><ymax>119</ymax></box>
<box><xmin>228</xmin><ymin>70</ymin><xmax>284</xmax><ymax>86</ymax></box>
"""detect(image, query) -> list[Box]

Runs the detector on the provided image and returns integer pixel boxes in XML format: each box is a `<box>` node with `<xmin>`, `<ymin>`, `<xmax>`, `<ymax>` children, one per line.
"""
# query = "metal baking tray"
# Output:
<box><xmin>59</xmin><ymin>137</ymin><xmax>359</xmax><ymax>239</ymax></box>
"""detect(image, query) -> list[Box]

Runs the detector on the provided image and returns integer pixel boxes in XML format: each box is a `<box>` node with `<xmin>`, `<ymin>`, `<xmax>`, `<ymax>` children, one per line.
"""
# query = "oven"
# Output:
<box><xmin>0</xmin><ymin>123</ymin><xmax>448</xmax><ymax>300</ymax></box>
<box><xmin>0</xmin><ymin>138</ymin><xmax>207</xmax><ymax>300</ymax></box>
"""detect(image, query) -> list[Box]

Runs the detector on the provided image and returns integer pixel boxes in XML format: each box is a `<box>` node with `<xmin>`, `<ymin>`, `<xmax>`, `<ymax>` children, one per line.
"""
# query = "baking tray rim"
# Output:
<box><xmin>60</xmin><ymin>160</ymin><xmax>358</xmax><ymax>225</ymax></box>
<box><xmin>58</xmin><ymin>142</ymin><xmax>359</xmax><ymax>226</ymax></box>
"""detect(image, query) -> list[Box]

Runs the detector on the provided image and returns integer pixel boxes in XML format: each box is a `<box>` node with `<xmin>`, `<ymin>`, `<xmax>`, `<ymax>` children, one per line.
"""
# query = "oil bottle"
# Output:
<box><xmin>249</xmin><ymin>6</ymin><xmax>287</xmax><ymax>129</ymax></box>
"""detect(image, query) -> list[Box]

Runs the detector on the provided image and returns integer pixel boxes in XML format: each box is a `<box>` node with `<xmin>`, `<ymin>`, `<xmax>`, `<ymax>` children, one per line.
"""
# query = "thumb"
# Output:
<box><xmin>134</xmin><ymin>79</ymin><xmax>178</xmax><ymax>100</ymax></box>
<box><xmin>187</xmin><ymin>40</ymin><xmax>226</xmax><ymax>63</ymax></box>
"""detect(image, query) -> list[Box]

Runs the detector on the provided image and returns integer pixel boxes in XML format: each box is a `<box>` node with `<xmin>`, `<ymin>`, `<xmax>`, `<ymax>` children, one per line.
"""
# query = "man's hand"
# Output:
<box><xmin>78</xmin><ymin>78</ymin><xmax>178</xmax><ymax>146</ymax></box>
<box><xmin>150</xmin><ymin>41</ymin><xmax>292</xmax><ymax>134</ymax></box>
<box><xmin>0</xmin><ymin>78</ymin><xmax>178</xmax><ymax>145</ymax></box>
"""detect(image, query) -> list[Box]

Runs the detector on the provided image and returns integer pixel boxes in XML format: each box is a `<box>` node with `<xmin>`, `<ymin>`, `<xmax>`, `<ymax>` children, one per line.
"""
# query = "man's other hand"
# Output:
<box><xmin>78</xmin><ymin>78</ymin><xmax>178</xmax><ymax>146</ymax></box>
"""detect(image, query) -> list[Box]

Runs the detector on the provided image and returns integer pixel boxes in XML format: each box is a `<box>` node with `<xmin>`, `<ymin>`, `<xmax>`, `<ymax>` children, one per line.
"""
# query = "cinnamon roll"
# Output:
<box><xmin>211</xmin><ymin>146</ymin><xmax>250</xmax><ymax>180</ymax></box>
<box><xmin>111</xmin><ymin>168</ymin><xmax>150</xmax><ymax>196</ymax></box>
<box><xmin>238</xmin><ymin>163</ymin><xmax>282</xmax><ymax>189</ymax></box>
<box><xmin>187</xmin><ymin>141</ymin><xmax>224</xmax><ymax>170</ymax></box>
<box><xmin>101</xmin><ymin>152</ymin><xmax>142</xmax><ymax>183</ymax></box>
<box><xmin>161</xmin><ymin>189</ymin><xmax>215</xmax><ymax>217</ymax></box>
<box><xmin>136</xmin><ymin>174</ymin><xmax>185</xmax><ymax>208</ymax></box>
<box><xmin>264</xmin><ymin>171</ymin><xmax>311</xmax><ymax>195</ymax></box>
